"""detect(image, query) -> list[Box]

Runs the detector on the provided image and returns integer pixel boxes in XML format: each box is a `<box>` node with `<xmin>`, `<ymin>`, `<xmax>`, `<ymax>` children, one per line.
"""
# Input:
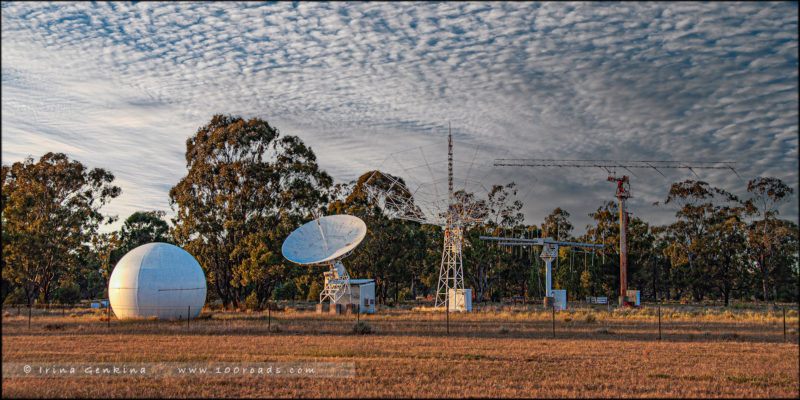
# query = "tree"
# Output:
<box><xmin>658</xmin><ymin>180</ymin><xmax>739</xmax><ymax>301</ymax></box>
<box><xmin>170</xmin><ymin>115</ymin><xmax>332</xmax><ymax>307</ymax></box>
<box><xmin>2</xmin><ymin>153</ymin><xmax>120</xmax><ymax>306</ymax></box>
<box><xmin>582</xmin><ymin>201</ymin><xmax>620</xmax><ymax>298</ymax></box>
<box><xmin>701</xmin><ymin>203</ymin><xmax>748</xmax><ymax>306</ymax></box>
<box><xmin>542</xmin><ymin>208</ymin><xmax>573</xmax><ymax>241</ymax></box>
<box><xmin>743</xmin><ymin>177</ymin><xmax>794</xmax><ymax>302</ymax></box>
<box><xmin>464</xmin><ymin>183</ymin><xmax>523</xmax><ymax>302</ymax></box>
<box><xmin>109</xmin><ymin>211</ymin><xmax>172</xmax><ymax>263</ymax></box>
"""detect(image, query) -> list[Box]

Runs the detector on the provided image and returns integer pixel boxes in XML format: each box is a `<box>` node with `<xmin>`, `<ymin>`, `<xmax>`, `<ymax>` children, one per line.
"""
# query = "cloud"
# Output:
<box><xmin>1</xmin><ymin>1</ymin><xmax>797</xmax><ymax>233</ymax></box>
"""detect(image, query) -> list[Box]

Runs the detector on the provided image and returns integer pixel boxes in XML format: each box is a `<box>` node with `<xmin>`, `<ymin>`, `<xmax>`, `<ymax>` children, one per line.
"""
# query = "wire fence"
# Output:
<box><xmin>2</xmin><ymin>301</ymin><xmax>797</xmax><ymax>343</ymax></box>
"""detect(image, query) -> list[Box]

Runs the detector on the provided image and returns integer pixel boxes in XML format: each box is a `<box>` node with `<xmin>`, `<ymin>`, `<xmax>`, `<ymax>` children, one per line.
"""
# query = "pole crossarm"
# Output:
<box><xmin>494</xmin><ymin>159</ymin><xmax>736</xmax><ymax>169</ymax></box>
<box><xmin>480</xmin><ymin>236</ymin><xmax>604</xmax><ymax>249</ymax></box>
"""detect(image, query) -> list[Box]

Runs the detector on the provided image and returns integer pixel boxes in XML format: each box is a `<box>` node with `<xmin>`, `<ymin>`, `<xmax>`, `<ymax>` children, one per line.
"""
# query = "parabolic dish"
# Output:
<box><xmin>281</xmin><ymin>214</ymin><xmax>367</xmax><ymax>265</ymax></box>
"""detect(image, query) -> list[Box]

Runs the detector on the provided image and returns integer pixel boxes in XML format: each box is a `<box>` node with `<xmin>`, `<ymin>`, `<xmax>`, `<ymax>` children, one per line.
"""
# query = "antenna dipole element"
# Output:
<box><xmin>448</xmin><ymin>122</ymin><xmax>453</xmax><ymax>206</ymax></box>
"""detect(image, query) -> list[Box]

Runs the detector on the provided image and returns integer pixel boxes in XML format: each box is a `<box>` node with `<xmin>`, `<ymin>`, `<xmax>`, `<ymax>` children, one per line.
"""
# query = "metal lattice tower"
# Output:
<box><xmin>434</xmin><ymin>125</ymin><xmax>466</xmax><ymax>310</ymax></box>
<box><xmin>494</xmin><ymin>158</ymin><xmax>737</xmax><ymax>306</ymax></box>
<box><xmin>365</xmin><ymin>124</ymin><xmax>491</xmax><ymax>311</ymax></box>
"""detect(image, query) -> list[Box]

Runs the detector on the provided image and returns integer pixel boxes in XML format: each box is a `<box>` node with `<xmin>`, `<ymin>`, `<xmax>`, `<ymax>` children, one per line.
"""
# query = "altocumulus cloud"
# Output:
<box><xmin>1</xmin><ymin>2</ymin><xmax>797</xmax><ymax>232</ymax></box>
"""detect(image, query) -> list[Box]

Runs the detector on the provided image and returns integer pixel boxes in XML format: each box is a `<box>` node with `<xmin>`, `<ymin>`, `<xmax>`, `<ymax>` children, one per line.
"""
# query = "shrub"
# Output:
<box><xmin>54</xmin><ymin>283</ymin><xmax>81</xmax><ymax>306</ymax></box>
<box><xmin>585</xmin><ymin>314</ymin><xmax>597</xmax><ymax>323</ymax></box>
<box><xmin>499</xmin><ymin>326</ymin><xmax>510</xmax><ymax>334</ymax></box>
<box><xmin>272</xmin><ymin>282</ymin><xmax>298</xmax><ymax>301</ymax></box>
<box><xmin>595</xmin><ymin>327</ymin><xmax>611</xmax><ymax>334</ymax></box>
<box><xmin>398</xmin><ymin>288</ymin><xmax>411</xmax><ymax>303</ymax></box>
<box><xmin>306</xmin><ymin>280</ymin><xmax>323</xmax><ymax>301</ymax></box>
<box><xmin>4</xmin><ymin>288</ymin><xmax>26</xmax><ymax>305</ymax></box>
<box><xmin>353</xmin><ymin>321</ymin><xmax>372</xmax><ymax>335</ymax></box>
<box><xmin>245</xmin><ymin>291</ymin><xmax>261</xmax><ymax>311</ymax></box>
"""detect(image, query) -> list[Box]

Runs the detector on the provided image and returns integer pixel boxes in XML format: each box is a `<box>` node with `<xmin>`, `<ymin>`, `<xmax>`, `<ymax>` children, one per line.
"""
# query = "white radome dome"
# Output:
<box><xmin>109</xmin><ymin>242</ymin><xmax>207</xmax><ymax>320</ymax></box>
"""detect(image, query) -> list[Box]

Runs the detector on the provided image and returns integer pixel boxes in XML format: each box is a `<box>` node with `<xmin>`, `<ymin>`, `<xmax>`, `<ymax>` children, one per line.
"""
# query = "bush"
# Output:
<box><xmin>353</xmin><ymin>321</ymin><xmax>372</xmax><ymax>335</ymax></box>
<box><xmin>499</xmin><ymin>326</ymin><xmax>510</xmax><ymax>334</ymax></box>
<box><xmin>3</xmin><ymin>288</ymin><xmax>26</xmax><ymax>305</ymax></box>
<box><xmin>272</xmin><ymin>282</ymin><xmax>298</xmax><ymax>301</ymax></box>
<box><xmin>585</xmin><ymin>313</ymin><xmax>597</xmax><ymax>324</ymax></box>
<box><xmin>55</xmin><ymin>283</ymin><xmax>81</xmax><ymax>305</ymax></box>
<box><xmin>306</xmin><ymin>280</ymin><xmax>322</xmax><ymax>301</ymax></box>
<box><xmin>398</xmin><ymin>288</ymin><xmax>411</xmax><ymax>303</ymax></box>
<box><xmin>245</xmin><ymin>291</ymin><xmax>261</xmax><ymax>311</ymax></box>
<box><xmin>595</xmin><ymin>327</ymin><xmax>611</xmax><ymax>334</ymax></box>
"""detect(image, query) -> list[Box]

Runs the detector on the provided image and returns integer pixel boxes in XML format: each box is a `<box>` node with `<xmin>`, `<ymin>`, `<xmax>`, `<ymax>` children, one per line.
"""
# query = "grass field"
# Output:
<box><xmin>2</xmin><ymin>303</ymin><xmax>798</xmax><ymax>398</ymax></box>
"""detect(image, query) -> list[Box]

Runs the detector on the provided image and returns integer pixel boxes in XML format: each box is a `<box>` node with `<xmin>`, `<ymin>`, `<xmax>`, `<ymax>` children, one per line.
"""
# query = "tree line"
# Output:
<box><xmin>2</xmin><ymin>115</ymin><xmax>797</xmax><ymax>308</ymax></box>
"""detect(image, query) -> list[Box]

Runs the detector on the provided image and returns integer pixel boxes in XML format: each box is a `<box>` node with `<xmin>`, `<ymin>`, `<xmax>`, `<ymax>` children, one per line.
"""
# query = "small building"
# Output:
<box><xmin>345</xmin><ymin>279</ymin><xmax>375</xmax><ymax>314</ymax></box>
<box><xmin>319</xmin><ymin>279</ymin><xmax>375</xmax><ymax>314</ymax></box>
<box><xmin>626</xmin><ymin>290</ymin><xmax>641</xmax><ymax>306</ymax></box>
<box><xmin>551</xmin><ymin>289</ymin><xmax>567</xmax><ymax>310</ymax></box>
<box><xmin>448</xmin><ymin>288</ymin><xmax>472</xmax><ymax>312</ymax></box>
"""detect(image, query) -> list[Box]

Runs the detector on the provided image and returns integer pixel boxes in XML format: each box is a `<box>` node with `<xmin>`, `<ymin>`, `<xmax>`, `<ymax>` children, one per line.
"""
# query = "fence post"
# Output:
<box><xmin>446</xmin><ymin>294</ymin><xmax>450</xmax><ymax>335</ymax></box>
<box><xmin>28</xmin><ymin>305</ymin><xmax>31</xmax><ymax>329</ymax></box>
<box><xmin>783</xmin><ymin>308</ymin><xmax>786</xmax><ymax>342</ymax></box>
<box><xmin>551</xmin><ymin>304</ymin><xmax>555</xmax><ymax>338</ymax></box>
<box><xmin>268</xmin><ymin>302</ymin><xmax>271</xmax><ymax>332</ymax></box>
<box><xmin>107</xmin><ymin>303</ymin><xmax>110</xmax><ymax>328</ymax></box>
<box><xmin>658</xmin><ymin>306</ymin><xmax>661</xmax><ymax>341</ymax></box>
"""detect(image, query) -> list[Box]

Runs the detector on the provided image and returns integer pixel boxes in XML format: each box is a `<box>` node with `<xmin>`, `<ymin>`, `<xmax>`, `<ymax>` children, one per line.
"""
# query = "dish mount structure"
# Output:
<box><xmin>367</xmin><ymin>124</ymin><xmax>490</xmax><ymax>311</ymax></box>
<box><xmin>281</xmin><ymin>214</ymin><xmax>369</xmax><ymax>308</ymax></box>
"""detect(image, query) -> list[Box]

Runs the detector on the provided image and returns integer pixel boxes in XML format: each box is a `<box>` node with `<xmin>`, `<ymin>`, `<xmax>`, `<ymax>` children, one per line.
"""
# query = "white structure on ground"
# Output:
<box><xmin>282</xmin><ymin>214</ymin><xmax>375</xmax><ymax>313</ymax></box>
<box><xmin>108</xmin><ymin>242</ymin><xmax>207</xmax><ymax>320</ymax></box>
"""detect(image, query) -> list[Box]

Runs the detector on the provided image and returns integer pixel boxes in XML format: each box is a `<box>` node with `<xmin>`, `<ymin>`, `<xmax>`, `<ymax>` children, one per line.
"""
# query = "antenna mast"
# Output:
<box><xmin>494</xmin><ymin>158</ymin><xmax>737</xmax><ymax>306</ymax></box>
<box><xmin>448</xmin><ymin>122</ymin><xmax>453</xmax><ymax>206</ymax></box>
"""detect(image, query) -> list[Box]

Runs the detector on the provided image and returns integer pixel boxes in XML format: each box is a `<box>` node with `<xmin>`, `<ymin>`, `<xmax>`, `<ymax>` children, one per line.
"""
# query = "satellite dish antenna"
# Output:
<box><xmin>281</xmin><ymin>214</ymin><xmax>367</xmax><ymax>305</ymax></box>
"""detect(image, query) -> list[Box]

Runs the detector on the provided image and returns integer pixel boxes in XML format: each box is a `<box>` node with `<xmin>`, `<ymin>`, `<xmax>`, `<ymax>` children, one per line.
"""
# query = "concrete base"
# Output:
<box><xmin>330</xmin><ymin>303</ymin><xmax>344</xmax><ymax>314</ymax></box>
<box><xmin>543</xmin><ymin>296</ymin><xmax>554</xmax><ymax>309</ymax></box>
<box><xmin>345</xmin><ymin>304</ymin><xmax>359</xmax><ymax>315</ymax></box>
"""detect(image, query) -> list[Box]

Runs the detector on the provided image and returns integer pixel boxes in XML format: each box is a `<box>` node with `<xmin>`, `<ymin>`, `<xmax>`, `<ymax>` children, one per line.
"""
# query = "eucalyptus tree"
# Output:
<box><xmin>542</xmin><ymin>208</ymin><xmax>573</xmax><ymax>241</ymax></box>
<box><xmin>701</xmin><ymin>202</ymin><xmax>748</xmax><ymax>305</ymax></box>
<box><xmin>743</xmin><ymin>177</ymin><xmax>794</xmax><ymax>302</ymax></box>
<box><xmin>464</xmin><ymin>183</ymin><xmax>523</xmax><ymax>302</ymax></box>
<box><xmin>1</xmin><ymin>153</ymin><xmax>120</xmax><ymax>306</ymax></box>
<box><xmin>170</xmin><ymin>115</ymin><xmax>332</xmax><ymax>307</ymax></box>
<box><xmin>658</xmin><ymin>180</ymin><xmax>739</xmax><ymax>301</ymax></box>
<box><xmin>104</xmin><ymin>210</ymin><xmax>173</xmax><ymax>267</ymax></box>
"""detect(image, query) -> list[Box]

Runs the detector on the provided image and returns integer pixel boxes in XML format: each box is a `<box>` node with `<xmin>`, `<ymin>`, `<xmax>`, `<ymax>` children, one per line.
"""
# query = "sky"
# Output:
<box><xmin>2</xmin><ymin>1</ymin><xmax>798</xmax><ymax>235</ymax></box>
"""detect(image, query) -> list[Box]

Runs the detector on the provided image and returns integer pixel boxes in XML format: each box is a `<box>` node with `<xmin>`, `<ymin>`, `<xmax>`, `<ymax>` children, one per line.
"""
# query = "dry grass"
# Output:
<box><xmin>2</xmin><ymin>304</ymin><xmax>798</xmax><ymax>398</ymax></box>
